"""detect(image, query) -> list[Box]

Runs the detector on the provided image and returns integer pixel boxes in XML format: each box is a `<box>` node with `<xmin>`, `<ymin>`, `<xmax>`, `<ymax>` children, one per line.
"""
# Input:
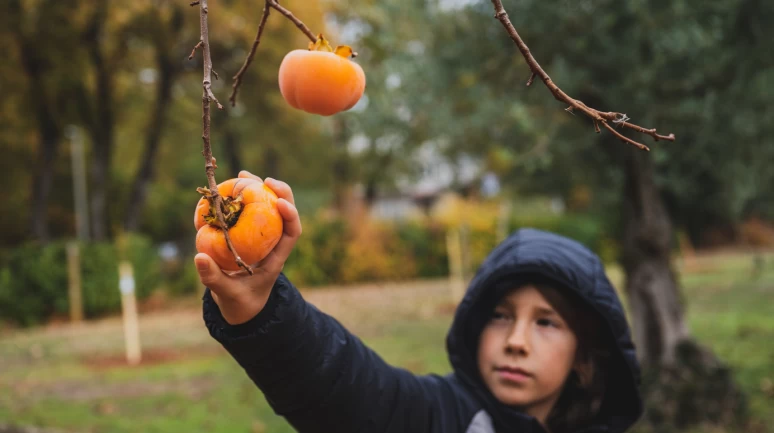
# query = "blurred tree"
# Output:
<box><xmin>5</xmin><ymin>0</ymin><xmax>84</xmax><ymax>243</ymax></box>
<box><xmin>123</xmin><ymin>2</ymin><xmax>189</xmax><ymax>232</ymax></box>
<box><xmin>75</xmin><ymin>1</ymin><xmax>131</xmax><ymax>241</ymax></box>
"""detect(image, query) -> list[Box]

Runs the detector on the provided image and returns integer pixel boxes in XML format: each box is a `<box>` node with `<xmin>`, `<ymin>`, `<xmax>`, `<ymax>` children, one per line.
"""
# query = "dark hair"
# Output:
<box><xmin>533</xmin><ymin>283</ymin><xmax>611</xmax><ymax>433</ymax></box>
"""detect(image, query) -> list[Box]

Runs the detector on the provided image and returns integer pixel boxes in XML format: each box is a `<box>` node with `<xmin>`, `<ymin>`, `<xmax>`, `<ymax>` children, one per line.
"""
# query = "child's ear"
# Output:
<box><xmin>573</xmin><ymin>355</ymin><xmax>594</xmax><ymax>389</ymax></box>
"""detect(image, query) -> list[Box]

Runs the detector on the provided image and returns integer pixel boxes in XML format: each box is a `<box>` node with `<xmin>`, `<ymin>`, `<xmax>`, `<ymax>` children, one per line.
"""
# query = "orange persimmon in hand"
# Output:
<box><xmin>194</xmin><ymin>176</ymin><xmax>284</xmax><ymax>271</ymax></box>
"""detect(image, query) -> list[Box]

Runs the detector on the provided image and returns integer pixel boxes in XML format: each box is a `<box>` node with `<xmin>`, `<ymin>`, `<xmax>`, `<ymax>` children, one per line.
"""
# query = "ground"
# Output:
<box><xmin>0</xmin><ymin>249</ymin><xmax>772</xmax><ymax>433</ymax></box>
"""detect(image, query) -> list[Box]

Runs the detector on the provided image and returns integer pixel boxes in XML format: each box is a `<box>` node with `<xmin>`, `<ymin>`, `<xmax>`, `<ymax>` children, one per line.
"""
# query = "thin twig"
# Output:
<box><xmin>230</xmin><ymin>0</ymin><xmax>272</xmax><ymax>107</ymax></box>
<box><xmin>188</xmin><ymin>40</ymin><xmax>203</xmax><ymax>60</ymax></box>
<box><xmin>490</xmin><ymin>0</ymin><xmax>675</xmax><ymax>151</ymax></box>
<box><xmin>267</xmin><ymin>0</ymin><xmax>317</xmax><ymax>43</ymax></box>
<box><xmin>601</xmin><ymin>121</ymin><xmax>649</xmax><ymax>150</ymax></box>
<box><xmin>190</xmin><ymin>1</ymin><xmax>199</xmax><ymax>6</ymax></box>
<box><xmin>196</xmin><ymin>0</ymin><xmax>252</xmax><ymax>274</ymax></box>
<box><xmin>597</xmin><ymin>111</ymin><xmax>675</xmax><ymax>141</ymax></box>
<box><xmin>229</xmin><ymin>0</ymin><xmax>321</xmax><ymax>106</ymax></box>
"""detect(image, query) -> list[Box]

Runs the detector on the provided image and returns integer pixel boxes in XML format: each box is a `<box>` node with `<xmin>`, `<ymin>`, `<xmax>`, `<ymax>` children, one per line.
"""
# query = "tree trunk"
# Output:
<box><xmin>85</xmin><ymin>4</ymin><xmax>114</xmax><ymax>242</ymax></box>
<box><xmin>331</xmin><ymin>117</ymin><xmax>353</xmax><ymax>215</ymax></box>
<box><xmin>616</xmin><ymin>145</ymin><xmax>746</xmax><ymax>430</ymax></box>
<box><xmin>123</xmin><ymin>5</ymin><xmax>185</xmax><ymax>232</ymax></box>
<box><xmin>124</xmin><ymin>60</ymin><xmax>175</xmax><ymax>232</ymax></box>
<box><xmin>89</xmin><ymin>126</ymin><xmax>113</xmax><ymax>241</ymax></box>
<box><xmin>14</xmin><ymin>13</ymin><xmax>60</xmax><ymax>243</ymax></box>
<box><xmin>620</xmin><ymin>149</ymin><xmax>689</xmax><ymax>365</ymax></box>
<box><xmin>30</xmin><ymin>126</ymin><xmax>59</xmax><ymax>243</ymax></box>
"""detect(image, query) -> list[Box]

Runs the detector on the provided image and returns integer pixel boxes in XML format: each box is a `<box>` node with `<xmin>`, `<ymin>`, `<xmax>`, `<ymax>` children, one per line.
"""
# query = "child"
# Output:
<box><xmin>196</xmin><ymin>171</ymin><xmax>643</xmax><ymax>433</ymax></box>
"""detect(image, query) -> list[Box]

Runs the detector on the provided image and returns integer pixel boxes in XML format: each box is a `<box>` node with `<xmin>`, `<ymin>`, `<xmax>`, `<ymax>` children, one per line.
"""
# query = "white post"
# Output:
<box><xmin>119</xmin><ymin>261</ymin><xmax>142</xmax><ymax>365</ymax></box>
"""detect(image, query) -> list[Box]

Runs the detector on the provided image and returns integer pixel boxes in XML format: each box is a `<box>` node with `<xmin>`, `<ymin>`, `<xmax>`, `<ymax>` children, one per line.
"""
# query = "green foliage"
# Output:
<box><xmin>394</xmin><ymin>221</ymin><xmax>449</xmax><ymax>278</ymax></box>
<box><xmin>0</xmin><ymin>235</ymin><xmax>161</xmax><ymax>326</ymax></box>
<box><xmin>283</xmin><ymin>215</ymin><xmax>349</xmax><ymax>286</ymax></box>
<box><xmin>0</xmin><ymin>242</ymin><xmax>69</xmax><ymax>327</ymax></box>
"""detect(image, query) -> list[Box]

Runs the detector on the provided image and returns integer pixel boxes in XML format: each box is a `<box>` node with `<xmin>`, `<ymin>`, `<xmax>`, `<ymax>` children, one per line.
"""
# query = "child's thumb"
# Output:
<box><xmin>194</xmin><ymin>253</ymin><xmax>222</xmax><ymax>289</ymax></box>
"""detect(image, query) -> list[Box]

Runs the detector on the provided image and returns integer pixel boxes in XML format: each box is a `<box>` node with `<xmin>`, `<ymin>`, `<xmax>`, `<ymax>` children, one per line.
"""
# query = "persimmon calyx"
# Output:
<box><xmin>308</xmin><ymin>33</ymin><xmax>357</xmax><ymax>58</ymax></box>
<box><xmin>197</xmin><ymin>187</ymin><xmax>244</xmax><ymax>229</ymax></box>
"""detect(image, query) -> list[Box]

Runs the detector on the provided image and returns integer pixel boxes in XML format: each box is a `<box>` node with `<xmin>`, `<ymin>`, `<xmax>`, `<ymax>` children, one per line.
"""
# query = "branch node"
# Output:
<box><xmin>189</xmin><ymin>1</ymin><xmax>199</xmax><ymax>5</ymax></box>
<box><xmin>188</xmin><ymin>40</ymin><xmax>203</xmax><ymax>60</ymax></box>
<box><xmin>613</xmin><ymin>113</ymin><xmax>630</xmax><ymax>128</ymax></box>
<box><xmin>526</xmin><ymin>72</ymin><xmax>536</xmax><ymax>87</ymax></box>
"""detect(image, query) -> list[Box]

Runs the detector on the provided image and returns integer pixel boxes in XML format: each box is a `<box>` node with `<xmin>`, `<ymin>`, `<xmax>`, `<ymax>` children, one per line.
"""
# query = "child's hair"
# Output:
<box><xmin>533</xmin><ymin>282</ymin><xmax>611</xmax><ymax>433</ymax></box>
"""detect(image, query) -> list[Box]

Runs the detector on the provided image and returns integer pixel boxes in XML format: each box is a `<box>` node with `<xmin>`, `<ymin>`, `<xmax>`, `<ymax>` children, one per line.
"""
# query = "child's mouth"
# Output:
<box><xmin>495</xmin><ymin>366</ymin><xmax>532</xmax><ymax>383</ymax></box>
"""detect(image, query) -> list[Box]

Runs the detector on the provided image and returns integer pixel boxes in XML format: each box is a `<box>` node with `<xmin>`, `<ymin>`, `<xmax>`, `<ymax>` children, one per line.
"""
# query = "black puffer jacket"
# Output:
<box><xmin>204</xmin><ymin>228</ymin><xmax>643</xmax><ymax>433</ymax></box>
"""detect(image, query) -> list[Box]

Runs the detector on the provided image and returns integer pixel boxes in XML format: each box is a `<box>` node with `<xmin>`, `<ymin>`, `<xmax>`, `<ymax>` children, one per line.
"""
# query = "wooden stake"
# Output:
<box><xmin>119</xmin><ymin>261</ymin><xmax>142</xmax><ymax>366</ymax></box>
<box><xmin>66</xmin><ymin>241</ymin><xmax>84</xmax><ymax>323</ymax></box>
<box><xmin>446</xmin><ymin>227</ymin><xmax>465</xmax><ymax>303</ymax></box>
<box><xmin>459</xmin><ymin>223</ymin><xmax>471</xmax><ymax>282</ymax></box>
<box><xmin>496</xmin><ymin>200</ymin><xmax>512</xmax><ymax>243</ymax></box>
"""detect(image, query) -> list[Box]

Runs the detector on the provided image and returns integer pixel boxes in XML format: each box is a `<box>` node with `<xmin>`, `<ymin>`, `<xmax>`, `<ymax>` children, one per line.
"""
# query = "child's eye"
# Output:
<box><xmin>492</xmin><ymin>311</ymin><xmax>511</xmax><ymax>321</ymax></box>
<box><xmin>536</xmin><ymin>318</ymin><xmax>557</xmax><ymax>328</ymax></box>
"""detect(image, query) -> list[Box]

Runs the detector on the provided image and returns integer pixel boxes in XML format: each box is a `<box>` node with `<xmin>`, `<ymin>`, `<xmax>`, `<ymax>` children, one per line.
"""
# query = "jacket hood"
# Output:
<box><xmin>446</xmin><ymin>228</ymin><xmax>643</xmax><ymax>432</ymax></box>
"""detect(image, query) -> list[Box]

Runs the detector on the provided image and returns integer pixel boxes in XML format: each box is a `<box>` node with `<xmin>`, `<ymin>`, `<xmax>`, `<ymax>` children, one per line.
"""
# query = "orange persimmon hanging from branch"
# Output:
<box><xmin>279</xmin><ymin>34</ymin><xmax>366</xmax><ymax>116</ymax></box>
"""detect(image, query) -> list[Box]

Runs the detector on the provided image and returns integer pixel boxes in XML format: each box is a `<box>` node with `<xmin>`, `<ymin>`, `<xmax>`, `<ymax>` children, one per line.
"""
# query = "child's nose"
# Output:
<box><xmin>504</xmin><ymin>322</ymin><xmax>530</xmax><ymax>355</ymax></box>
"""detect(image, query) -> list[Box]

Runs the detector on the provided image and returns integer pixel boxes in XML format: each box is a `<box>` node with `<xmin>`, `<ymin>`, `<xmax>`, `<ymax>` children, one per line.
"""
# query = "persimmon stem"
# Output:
<box><xmin>195</xmin><ymin>0</ymin><xmax>253</xmax><ymax>275</ymax></box>
<box><xmin>490</xmin><ymin>0</ymin><xmax>675</xmax><ymax>150</ymax></box>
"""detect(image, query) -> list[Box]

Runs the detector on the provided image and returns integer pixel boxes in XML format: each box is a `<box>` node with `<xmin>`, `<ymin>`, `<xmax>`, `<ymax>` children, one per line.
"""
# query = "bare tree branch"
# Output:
<box><xmin>229</xmin><ymin>0</ymin><xmax>271</xmax><ymax>107</ymax></box>
<box><xmin>490</xmin><ymin>0</ymin><xmax>675</xmax><ymax>151</ymax></box>
<box><xmin>195</xmin><ymin>0</ymin><xmax>252</xmax><ymax>274</ymax></box>
<box><xmin>229</xmin><ymin>0</ymin><xmax>321</xmax><ymax>106</ymax></box>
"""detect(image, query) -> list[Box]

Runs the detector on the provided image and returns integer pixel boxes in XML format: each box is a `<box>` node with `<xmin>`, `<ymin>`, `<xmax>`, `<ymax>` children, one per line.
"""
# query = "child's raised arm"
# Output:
<box><xmin>196</xmin><ymin>172</ymin><xmax>452</xmax><ymax>433</ymax></box>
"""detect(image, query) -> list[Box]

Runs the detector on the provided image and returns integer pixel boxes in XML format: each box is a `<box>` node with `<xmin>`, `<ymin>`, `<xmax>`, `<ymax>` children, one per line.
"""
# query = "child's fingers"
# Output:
<box><xmin>264</xmin><ymin>178</ymin><xmax>295</xmax><ymax>206</ymax></box>
<box><xmin>260</xmin><ymin>200</ymin><xmax>301</xmax><ymax>275</ymax></box>
<box><xmin>277</xmin><ymin>198</ymin><xmax>302</xmax><ymax>237</ymax></box>
<box><xmin>194</xmin><ymin>253</ymin><xmax>230</xmax><ymax>296</ymax></box>
<box><xmin>238</xmin><ymin>170</ymin><xmax>262</xmax><ymax>182</ymax></box>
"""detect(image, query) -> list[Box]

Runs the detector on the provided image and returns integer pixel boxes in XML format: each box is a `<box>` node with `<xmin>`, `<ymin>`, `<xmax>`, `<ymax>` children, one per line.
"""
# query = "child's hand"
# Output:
<box><xmin>194</xmin><ymin>171</ymin><xmax>302</xmax><ymax>325</ymax></box>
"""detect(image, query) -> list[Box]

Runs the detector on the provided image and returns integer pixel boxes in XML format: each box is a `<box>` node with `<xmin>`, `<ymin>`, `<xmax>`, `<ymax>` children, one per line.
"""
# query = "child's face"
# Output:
<box><xmin>477</xmin><ymin>285</ymin><xmax>578</xmax><ymax>424</ymax></box>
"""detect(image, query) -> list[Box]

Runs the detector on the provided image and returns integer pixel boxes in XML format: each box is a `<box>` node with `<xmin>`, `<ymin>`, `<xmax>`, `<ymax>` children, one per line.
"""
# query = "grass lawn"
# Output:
<box><xmin>1</xmin><ymin>251</ymin><xmax>772</xmax><ymax>433</ymax></box>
